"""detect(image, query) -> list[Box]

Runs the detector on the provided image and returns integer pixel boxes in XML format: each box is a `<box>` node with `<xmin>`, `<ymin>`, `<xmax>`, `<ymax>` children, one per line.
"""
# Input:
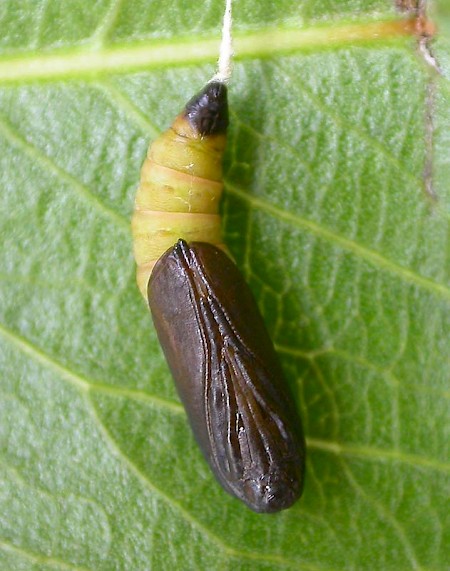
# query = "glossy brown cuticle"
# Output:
<box><xmin>148</xmin><ymin>240</ymin><xmax>306</xmax><ymax>513</ymax></box>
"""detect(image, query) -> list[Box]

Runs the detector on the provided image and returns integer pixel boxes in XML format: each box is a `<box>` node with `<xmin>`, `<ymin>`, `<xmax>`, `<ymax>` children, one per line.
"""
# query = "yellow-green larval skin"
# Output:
<box><xmin>132</xmin><ymin>114</ymin><xmax>227</xmax><ymax>298</ymax></box>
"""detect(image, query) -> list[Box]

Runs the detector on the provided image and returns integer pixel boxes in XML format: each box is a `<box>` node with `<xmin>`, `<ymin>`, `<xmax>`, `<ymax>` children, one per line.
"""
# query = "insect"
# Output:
<box><xmin>132</xmin><ymin>80</ymin><xmax>228</xmax><ymax>298</ymax></box>
<box><xmin>131</xmin><ymin>0</ymin><xmax>305</xmax><ymax>513</ymax></box>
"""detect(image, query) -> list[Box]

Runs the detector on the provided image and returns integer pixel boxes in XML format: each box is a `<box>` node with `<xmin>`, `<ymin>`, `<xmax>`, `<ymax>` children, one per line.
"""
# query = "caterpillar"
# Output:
<box><xmin>132</xmin><ymin>81</ymin><xmax>228</xmax><ymax>298</ymax></box>
<box><xmin>131</xmin><ymin>1</ymin><xmax>305</xmax><ymax>514</ymax></box>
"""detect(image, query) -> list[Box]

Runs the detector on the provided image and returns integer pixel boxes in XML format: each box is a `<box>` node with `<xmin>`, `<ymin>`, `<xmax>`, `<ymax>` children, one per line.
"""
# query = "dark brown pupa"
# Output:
<box><xmin>132</xmin><ymin>80</ymin><xmax>306</xmax><ymax>512</ymax></box>
<box><xmin>148</xmin><ymin>239</ymin><xmax>305</xmax><ymax>512</ymax></box>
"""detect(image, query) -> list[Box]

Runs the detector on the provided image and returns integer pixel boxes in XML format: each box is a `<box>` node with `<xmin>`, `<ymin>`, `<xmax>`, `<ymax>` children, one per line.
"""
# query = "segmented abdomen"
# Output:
<box><xmin>132</xmin><ymin>115</ymin><xmax>227</xmax><ymax>298</ymax></box>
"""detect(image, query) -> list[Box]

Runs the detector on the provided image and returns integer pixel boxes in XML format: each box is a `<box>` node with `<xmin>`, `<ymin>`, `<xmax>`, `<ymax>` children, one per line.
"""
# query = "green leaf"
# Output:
<box><xmin>1</xmin><ymin>1</ymin><xmax>449</xmax><ymax>569</ymax></box>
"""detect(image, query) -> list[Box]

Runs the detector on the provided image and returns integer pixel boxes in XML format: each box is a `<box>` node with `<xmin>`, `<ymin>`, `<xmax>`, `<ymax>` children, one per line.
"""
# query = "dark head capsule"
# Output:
<box><xmin>184</xmin><ymin>81</ymin><xmax>229</xmax><ymax>136</ymax></box>
<box><xmin>148</xmin><ymin>240</ymin><xmax>306</xmax><ymax>513</ymax></box>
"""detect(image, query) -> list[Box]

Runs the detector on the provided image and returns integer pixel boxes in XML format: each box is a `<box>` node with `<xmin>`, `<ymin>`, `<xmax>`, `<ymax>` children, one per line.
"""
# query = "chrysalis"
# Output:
<box><xmin>131</xmin><ymin>0</ymin><xmax>306</xmax><ymax>513</ymax></box>
<box><xmin>148</xmin><ymin>239</ymin><xmax>306</xmax><ymax>513</ymax></box>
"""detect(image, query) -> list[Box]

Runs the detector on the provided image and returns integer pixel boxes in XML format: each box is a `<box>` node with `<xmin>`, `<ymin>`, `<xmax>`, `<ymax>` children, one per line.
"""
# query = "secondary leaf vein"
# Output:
<box><xmin>0</xmin><ymin>114</ymin><xmax>129</xmax><ymax>231</ymax></box>
<box><xmin>0</xmin><ymin>539</ymin><xmax>91</xmax><ymax>571</ymax></box>
<box><xmin>0</xmin><ymin>323</ymin><xmax>182</xmax><ymax>412</ymax></box>
<box><xmin>2</xmin><ymin>321</ymin><xmax>448</xmax><ymax>472</ymax></box>
<box><xmin>225</xmin><ymin>182</ymin><xmax>450</xmax><ymax>301</ymax></box>
<box><xmin>85</xmin><ymin>394</ymin><xmax>321</xmax><ymax>570</ymax></box>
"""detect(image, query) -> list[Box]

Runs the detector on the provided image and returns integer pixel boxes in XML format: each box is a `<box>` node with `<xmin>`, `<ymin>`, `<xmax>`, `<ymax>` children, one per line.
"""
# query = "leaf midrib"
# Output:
<box><xmin>0</xmin><ymin>18</ymin><xmax>419</xmax><ymax>84</ymax></box>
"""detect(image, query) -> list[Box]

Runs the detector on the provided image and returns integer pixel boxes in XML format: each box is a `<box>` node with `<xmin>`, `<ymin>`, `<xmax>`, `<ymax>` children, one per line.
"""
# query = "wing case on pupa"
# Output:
<box><xmin>148</xmin><ymin>240</ymin><xmax>306</xmax><ymax>513</ymax></box>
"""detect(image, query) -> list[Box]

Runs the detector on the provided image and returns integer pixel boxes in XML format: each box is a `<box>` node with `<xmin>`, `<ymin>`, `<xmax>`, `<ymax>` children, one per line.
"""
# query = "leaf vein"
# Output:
<box><xmin>292</xmin><ymin>77</ymin><xmax>425</xmax><ymax>190</ymax></box>
<box><xmin>307</xmin><ymin>438</ymin><xmax>450</xmax><ymax>474</ymax></box>
<box><xmin>90</xmin><ymin>0</ymin><xmax>126</xmax><ymax>47</ymax></box>
<box><xmin>0</xmin><ymin>322</ymin><xmax>182</xmax><ymax>413</ymax></box>
<box><xmin>340</xmin><ymin>461</ymin><xmax>422</xmax><ymax>570</ymax></box>
<box><xmin>225</xmin><ymin>182</ymin><xmax>450</xmax><ymax>301</ymax></box>
<box><xmin>95</xmin><ymin>79</ymin><xmax>160</xmax><ymax>137</ymax></box>
<box><xmin>0</xmin><ymin>19</ymin><xmax>421</xmax><ymax>85</ymax></box>
<box><xmin>2</xmin><ymin>322</ymin><xmax>448</xmax><ymax>473</ymax></box>
<box><xmin>85</xmin><ymin>394</ymin><xmax>323</xmax><ymax>571</ymax></box>
<box><xmin>276</xmin><ymin>343</ymin><xmax>450</xmax><ymax>399</ymax></box>
<box><xmin>0</xmin><ymin>114</ymin><xmax>129</xmax><ymax>231</ymax></box>
<box><xmin>0</xmin><ymin>539</ymin><xmax>92</xmax><ymax>571</ymax></box>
